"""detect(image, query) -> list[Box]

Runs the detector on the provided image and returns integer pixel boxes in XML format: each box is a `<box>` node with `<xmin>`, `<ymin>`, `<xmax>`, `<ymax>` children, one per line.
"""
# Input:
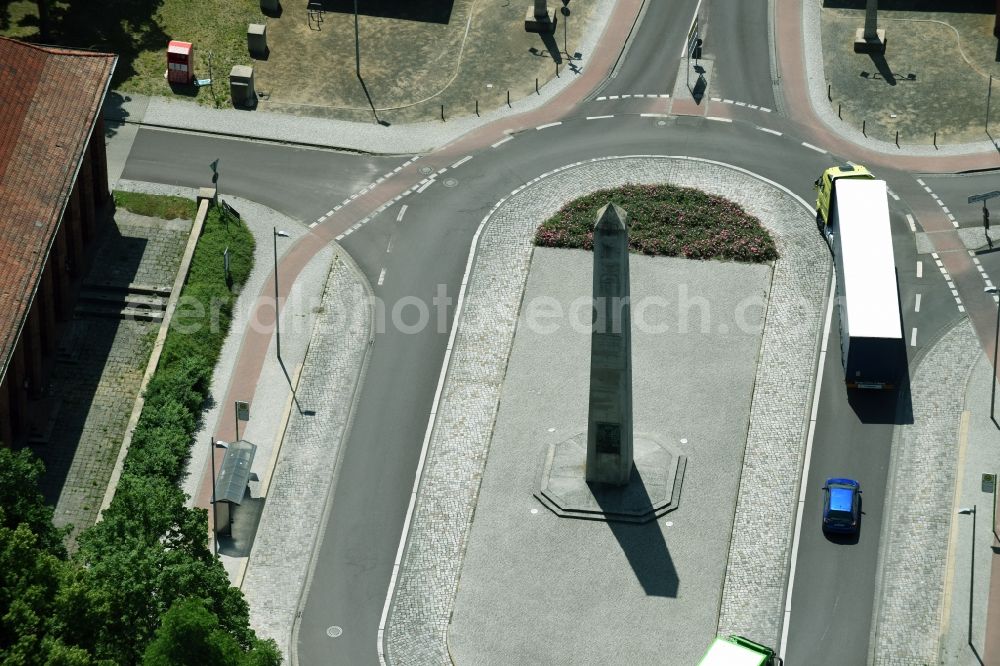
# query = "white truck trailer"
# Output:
<box><xmin>817</xmin><ymin>170</ymin><xmax>906</xmax><ymax>389</ymax></box>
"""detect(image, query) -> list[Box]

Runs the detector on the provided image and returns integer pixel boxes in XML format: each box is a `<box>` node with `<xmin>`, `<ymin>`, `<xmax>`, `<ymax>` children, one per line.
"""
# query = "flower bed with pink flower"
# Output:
<box><xmin>534</xmin><ymin>183</ymin><xmax>779</xmax><ymax>263</ymax></box>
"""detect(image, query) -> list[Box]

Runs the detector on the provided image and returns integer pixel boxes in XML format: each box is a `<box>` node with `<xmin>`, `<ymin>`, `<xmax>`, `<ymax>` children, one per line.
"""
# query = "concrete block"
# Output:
<box><xmin>197</xmin><ymin>186</ymin><xmax>217</xmax><ymax>207</ymax></box>
<box><xmin>229</xmin><ymin>65</ymin><xmax>256</xmax><ymax>108</ymax></box>
<box><xmin>248</xmin><ymin>23</ymin><xmax>267</xmax><ymax>59</ymax></box>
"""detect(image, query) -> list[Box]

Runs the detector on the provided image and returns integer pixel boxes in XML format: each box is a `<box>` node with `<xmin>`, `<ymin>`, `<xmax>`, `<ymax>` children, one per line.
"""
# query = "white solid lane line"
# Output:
<box><xmin>779</xmin><ymin>274</ymin><xmax>837</xmax><ymax>660</ymax></box>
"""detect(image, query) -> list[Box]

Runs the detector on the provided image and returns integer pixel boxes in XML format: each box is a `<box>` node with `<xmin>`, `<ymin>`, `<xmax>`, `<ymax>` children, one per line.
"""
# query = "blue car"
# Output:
<box><xmin>822</xmin><ymin>478</ymin><xmax>861</xmax><ymax>534</ymax></box>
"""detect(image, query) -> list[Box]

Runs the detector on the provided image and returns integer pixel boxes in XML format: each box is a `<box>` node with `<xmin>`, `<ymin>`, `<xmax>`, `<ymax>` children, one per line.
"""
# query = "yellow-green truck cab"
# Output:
<box><xmin>697</xmin><ymin>635</ymin><xmax>779</xmax><ymax>666</ymax></box>
<box><xmin>814</xmin><ymin>164</ymin><xmax>874</xmax><ymax>225</ymax></box>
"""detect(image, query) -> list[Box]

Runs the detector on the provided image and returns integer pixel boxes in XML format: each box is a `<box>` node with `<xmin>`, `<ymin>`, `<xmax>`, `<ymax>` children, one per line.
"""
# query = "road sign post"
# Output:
<box><xmin>685</xmin><ymin>17</ymin><xmax>701</xmax><ymax>92</ymax></box>
<box><xmin>210</xmin><ymin>158</ymin><xmax>220</xmax><ymax>196</ymax></box>
<box><xmin>235</xmin><ymin>400</ymin><xmax>249</xmax><ymax>440</ymax></box>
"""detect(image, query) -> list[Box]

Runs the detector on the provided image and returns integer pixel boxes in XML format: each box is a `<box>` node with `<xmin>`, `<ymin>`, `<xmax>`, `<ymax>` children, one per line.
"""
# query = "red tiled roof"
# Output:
<box><xmin>0</xmin><ymin>37</ymin><xmax>116</xmax><ymax>379</ymax></box>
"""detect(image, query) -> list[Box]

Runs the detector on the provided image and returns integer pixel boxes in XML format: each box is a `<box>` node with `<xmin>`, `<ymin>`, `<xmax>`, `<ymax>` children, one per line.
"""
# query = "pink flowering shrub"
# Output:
<box><xmin>533</xmin><ymin>183</ymin><xmax>779</xmax><ymax>263</ymax></box>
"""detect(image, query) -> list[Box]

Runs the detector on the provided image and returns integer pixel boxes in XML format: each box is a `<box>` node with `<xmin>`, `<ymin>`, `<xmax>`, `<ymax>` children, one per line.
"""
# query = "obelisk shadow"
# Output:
<box><xmin>592</xmin><ymin>469</ymin><xmax>679</xmax><ymax>598</ymax></box>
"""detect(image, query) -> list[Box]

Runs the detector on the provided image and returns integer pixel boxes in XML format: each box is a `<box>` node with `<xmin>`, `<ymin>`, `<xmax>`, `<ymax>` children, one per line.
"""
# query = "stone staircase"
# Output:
<box><xmin>76</xmin><ymin>282</ymin><xmax>171</xmax><ymax>322</ymax></box>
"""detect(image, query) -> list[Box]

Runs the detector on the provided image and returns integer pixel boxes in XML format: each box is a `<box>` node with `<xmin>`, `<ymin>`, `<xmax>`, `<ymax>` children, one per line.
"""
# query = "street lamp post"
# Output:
<box><xmin>986</xmin><ymin>287</ymin><xmax>1000</xmax><ymax>423</ymax></box>
<box><xmin>561</xmin><ymin>0</ymin><xmax>571</xmax><ymax>60</ymax></box>
<box><xmin>958</xmin><ymin>505</ymin><xmax>977</xmax><ymax>645</ymax></box>
<box><xmin>273</xmin><ymin>228</ymin><xmax>289</xmax><ymax>360</ymax></box>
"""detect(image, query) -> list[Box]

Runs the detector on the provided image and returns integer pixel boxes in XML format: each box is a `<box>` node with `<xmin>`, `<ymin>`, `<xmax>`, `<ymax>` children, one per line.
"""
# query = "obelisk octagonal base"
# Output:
<box><xmin>853</xmin><ymin>28</ymin><xmax>886</xmax><ymax>53</ymax></box>
<box><xmin>535</xmin><ymin>432</ymin><xmax>685</xmax><ymax>524</ymax></box>
<box><xmin>524</xmin><ymin>7</ymin><xmax>557</xmax><ymax>33</ymax></box>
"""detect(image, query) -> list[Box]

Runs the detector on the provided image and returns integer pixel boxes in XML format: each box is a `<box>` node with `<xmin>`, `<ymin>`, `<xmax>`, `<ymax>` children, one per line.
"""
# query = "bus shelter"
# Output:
<box><xmin>212</xmin><ymin>439</ymin><xmax>257</xmax><ymax>536</ymax></box>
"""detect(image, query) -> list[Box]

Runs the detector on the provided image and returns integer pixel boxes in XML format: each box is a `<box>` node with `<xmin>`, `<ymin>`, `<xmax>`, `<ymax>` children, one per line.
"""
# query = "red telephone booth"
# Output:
<box><xmin>167</xmin><ymin>40</ymin><xmax>194</xmax><ymax>85</ymax></box>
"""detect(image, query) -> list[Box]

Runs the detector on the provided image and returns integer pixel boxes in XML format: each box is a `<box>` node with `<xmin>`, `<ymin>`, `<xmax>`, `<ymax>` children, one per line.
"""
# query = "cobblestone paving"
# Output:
<box><xmin>384</xmin><ymin>157</ymin><xmax>830</xmax><ymax>662</ymax></box>
<box><xmin>871</xmin><ymin>319</ymin><xmax>980</xmax><ymax>666</ymax></box>
<box><xmin>716</xmin><ymin>236</ymin><xmax>832</xmax><ymax>640</ymax></box>
<box><xmin>33</xmin><ymin>210</ymin><xmax>190</xmax><ymax>547</ymax></box>
<box><xmin>240</xmin><ymin>250</ymin><xmax>372</xmax><ymax>658</ymax></box>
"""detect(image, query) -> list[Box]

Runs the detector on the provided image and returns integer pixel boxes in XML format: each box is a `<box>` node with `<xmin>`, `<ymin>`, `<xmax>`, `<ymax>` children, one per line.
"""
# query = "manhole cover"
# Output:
<box><xmin>419</xmin><ymin>166</ymin><xmax>433</xmax><ymax>175</ymax></box>
<box><xmin>443</xmin><ymin>178</ymin><xmax>459</xmax><ymax>188</ymax></box>
<box><xmin>326</xmin><ymin>626</ymin><xmax>343</xmax><ymax>638</ymax></box>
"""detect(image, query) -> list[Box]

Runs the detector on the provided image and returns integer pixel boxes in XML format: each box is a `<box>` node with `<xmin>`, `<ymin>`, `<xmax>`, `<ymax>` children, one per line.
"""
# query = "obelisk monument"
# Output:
<box><xmin>585</xmin><ymin>204</ymin><xmax>633</xmax><ymax>486</ymax></box>
<box><xmin>854</xmin><ymin>0</ymin><xmax>885</xmax><ymax>53</ymax></box>
<box><xmin>525</xmin><ymin>0</ymin><xmax>557</xmax><ymax>33</ymax></box>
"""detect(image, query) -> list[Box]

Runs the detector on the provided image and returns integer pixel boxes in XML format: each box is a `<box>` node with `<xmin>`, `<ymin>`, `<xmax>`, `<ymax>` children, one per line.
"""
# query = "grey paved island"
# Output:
<box><xmin>383</xmin><ymin>157</ymin><xmax>831</xmax><ymax>662</ymax></box>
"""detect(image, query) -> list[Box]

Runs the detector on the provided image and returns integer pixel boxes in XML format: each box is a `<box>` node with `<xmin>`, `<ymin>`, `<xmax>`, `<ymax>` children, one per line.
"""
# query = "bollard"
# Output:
<box><xmin>895</xmin><ymin>130</ymin><xmax>899</xmax><ymax>147</ymax></box>
<box><xmin>536</xmin><ymin>77</ymin><xmax>539</xmax><ymax>94</ymax></box>
<box><xmin>933</xmin><ymin>131</ymin><xmax>937</xmax><ymax>149</ymax></box>
<box><xmin>507</xmin><ymin>89</ymin><xmax>511</xmax><ymax>107</ymax></box>
<box><xmin>556</xmin><ymin>61</ymin><xmax>560</xmax><ymax>78</ymax></box>
<box><xmin>828</xmin><ymin>83</ymin><xmax>831</xmax><ymax>101</ymax></box>
<box><xmin>862</xmin><ymin>120</ymin><xmax>866</xmax><ymax>136</ymax></box>
<box><xmin>476</xmin><ymin>99</ymin><xmax>479</xmax><ymax>117</ymax></box>
<box><xmin>838</xmin><ymin>103</ymin><xmax>841</xmax><ymax>119</ymax></box>
<box><xmin>441</xmin><ymin>104</ymin><xmax>445</xmax><ymax>121</ymax></box>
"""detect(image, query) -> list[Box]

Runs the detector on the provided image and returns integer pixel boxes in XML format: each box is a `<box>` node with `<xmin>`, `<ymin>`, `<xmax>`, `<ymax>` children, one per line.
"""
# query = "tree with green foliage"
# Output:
<box><xmin>142</xmin><ymin>598</ymin><xmax>241</xmax><ymax>666</ymax></box>
<box><xmin>142</xmin><ymin>598</ymin><xmax>281</xmax><ymax>666</ymax></box>
<box><xmin>0</xmin><ymin>447</ymin><xmax>66</xmax><ymax>554</ymax></box>
<box><xmin>72</xmin><ymin>474</ymin><xmax>253</xmax><ymax>664</ymax></box>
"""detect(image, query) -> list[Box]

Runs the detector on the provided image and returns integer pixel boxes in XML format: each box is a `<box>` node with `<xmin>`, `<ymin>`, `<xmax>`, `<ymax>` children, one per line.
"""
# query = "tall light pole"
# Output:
<box><xmin>958</xmin><ymin>505</ymin><xmax>977</xmax><ymax>646</ymax></box>
<box><xmin>986</xmin><ymin>286</ymin><xmax>999</xmax><ymax>424</ymax></box>
<box><xmin>354</xmin><ymin>0</ymin><xmax>381</xmax><ymax>124</ymax></box>
<box><xmin>561</xmin><ymin>0</ymin><xmax>571</xmax><ymax>60</ymax></box>
<box><xmin>273</xmin><ymin>228</ymin><xmax>289</xmax><ymax>360</ymax></box>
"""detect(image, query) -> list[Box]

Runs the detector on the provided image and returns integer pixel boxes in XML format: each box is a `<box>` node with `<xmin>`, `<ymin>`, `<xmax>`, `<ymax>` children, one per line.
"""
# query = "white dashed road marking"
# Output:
<box><xmin>757</xmin><ymin>127</ymin><xmax>782</xmax><ymax>136</ymax></box>
<box><xmin>914</xmin><ymin>293</ymin><xmax>921</xmax><ymax>312</ymax></box>
<box><xmin>917</xmin><ymin>261</ymin><xmax>923</xmax><ymax>278</ymax></box>
<box><xmin>801</xmin><ymin>142</ymin><xmax>827</xmax><ymax>154</ymax></box>
<box><xmin>451</xmin><ymin>156</ymin><xmax>472</xmax><ymax>168</ymax></box>
<box><xmin>910</xmin><ymin>328</ymin><xmax>918</xmax><ymax>347</ymax></box>
<box><xmin>536</xmin><ymin>122</ymin><xmax>562</xmax><ymax>130</ymax></box>
<box><xmin>377</xmin><ymin>268</ymin><xmax>386</xmax><ymax>286</ymax></box>
<box><xmin>491</xmin><ymin>136</ymin><xmax>513</xmax><ymax>148</ymax></box>
<box><xmin>906</xmin><ymin>214</ymin><xmax>916</xmax><ymax>232</ymax></box>
<box><xmin>707</xmin><ymin>117</ymin><xmax>733</xmax><ymax>123</ymax></box>
<box><xmin>397</xmin><ymin>205</ymin><xmax>408</xmax><ymax>222</ymax></box>
<box><xmin>587</xmin><ymin>115</ymin><xmax>614</xmax><ymax>120</ymax></box>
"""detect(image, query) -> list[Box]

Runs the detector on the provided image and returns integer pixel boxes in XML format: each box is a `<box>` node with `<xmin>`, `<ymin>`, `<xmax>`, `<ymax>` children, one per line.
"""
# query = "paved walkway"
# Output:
<box><xmin>938</xmin><ymin>350</ymin><xmax>1000</xmax><ymax>666</ymax></box>
<box><xmin>34</xmin><ymin>208</ymin><xmax>189</xmax><ymax>548</ymax></box>
<box><xmin>870</xmin><ymin>319</ymin><xmax>981</xmax><ymax>664</ymax></box>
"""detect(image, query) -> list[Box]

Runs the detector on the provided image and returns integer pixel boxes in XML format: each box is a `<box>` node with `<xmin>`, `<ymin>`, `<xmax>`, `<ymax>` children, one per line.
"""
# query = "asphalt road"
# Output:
<box><xmin>591</xmin><ymin>0</ymin><xmax>698</xmax><ymax>99</ymax></box>
<box><xmin>114</xmin><ymin>1</ymin><xmax>976</xmax><ymax>662</ymax></box>
<box><xmin>783</xmin><ymin>179</ymin><xmax>962</xmax><ymax>663</ymax></box>
<box><xmin>122</xmin><ymin>128</ymin><xmax>406</xmax><ymax>226</ymax></box>
<box><xmin>702</xmin><ymin>0</ymin><xmax>775</xmax><ymax>109</ymax></box>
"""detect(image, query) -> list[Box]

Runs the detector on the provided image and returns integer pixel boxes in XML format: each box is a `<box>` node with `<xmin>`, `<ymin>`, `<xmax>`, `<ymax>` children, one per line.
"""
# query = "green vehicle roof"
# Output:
<box><xmin>698</xmin><ymin>636</ymin><xmax>772</xmax><ymax>666</ymax></box>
